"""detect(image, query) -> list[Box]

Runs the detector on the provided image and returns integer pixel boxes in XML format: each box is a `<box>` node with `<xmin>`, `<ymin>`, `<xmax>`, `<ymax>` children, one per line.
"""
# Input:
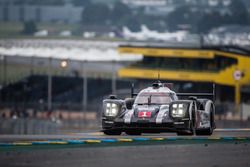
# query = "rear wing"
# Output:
<box><xmin>131</xmin><ymin>83</ymin><xmax>138</xmax><ymax>98</ymax></box>
<box><xmin>131</xmin><ymin>83</ymin><xmax>216</xmax><ymax>101</ymax></box>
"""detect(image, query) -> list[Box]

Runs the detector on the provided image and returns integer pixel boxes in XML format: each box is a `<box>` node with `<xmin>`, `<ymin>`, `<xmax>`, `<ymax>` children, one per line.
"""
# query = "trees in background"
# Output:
<box><xmin>80</xmin><ymin>0</ymin><xmax>250</xmax><ymax>33</ymax></box>
<box><xmin>81</xmin><ymin>3</ymin><xmax>111</xmax><ymax>25</ymax></box>
<box><xmin>22</xmin><ymin>21</ymin><xmax>37</xmax><ymax>35</ymax></box>
<box><xmin>166</xmin><ymin>0</ymin><xmax>249</xmax><ymax>33</ymax></box>
<box><xmin>72</xmin><ymin>0</ymin><xmax>91</xmax><ymax>6</ymax></box>
<box><xmin>81</xmin><ymin>1</ymin><xmax>140</xmax><ymax>30</ymax></box>
<box><xmin>11</xmin><ymin>0</ymin><xmax>65</xmax><ymax>5</ymax></box>
<box><xmin>229</xmin><ymin>0</ymin><xmax>248</xmax><ymax>25</ymax></box>
<box><xmin>166</xmin><ymin>5</ymin><xmax>199</xmax><ymax>32</ymax></box>
<box><xmin>8</xmin><ymin>0</ymin><xmax>250</xmax><ymax>34</ymax></box>
<box><xmin>197</xmin><ymin>0</ymin><xmax>249</xmax><ymax>33</ymax></box>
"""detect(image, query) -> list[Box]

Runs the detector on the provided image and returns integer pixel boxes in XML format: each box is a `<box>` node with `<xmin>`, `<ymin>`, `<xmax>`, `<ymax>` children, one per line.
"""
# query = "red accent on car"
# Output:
<box><xmin>138</xmin><ymin>111</ymin><xmax>151</xmax><ymax>118</ymax></box>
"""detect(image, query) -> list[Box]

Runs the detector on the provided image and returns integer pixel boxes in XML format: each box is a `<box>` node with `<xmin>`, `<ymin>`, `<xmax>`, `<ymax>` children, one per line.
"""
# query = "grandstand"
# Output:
<box><xmin>0</xmin><ymin>39</ymin><xmax>143</xmax><ymax>84</ymax></box>
<box><xmin>118</xmin><ymin>45</ymin><xmax>250</xmax><ymax>104</ymax></box>
<box><xmin>0</xmin><ymin>75</ymin><xmax>132</xmax><ymax>111</ymax></box>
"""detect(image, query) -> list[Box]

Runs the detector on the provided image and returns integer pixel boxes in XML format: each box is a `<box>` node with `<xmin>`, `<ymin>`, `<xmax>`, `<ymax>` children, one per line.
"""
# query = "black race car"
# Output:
<box><xmin>102</xmin><ymin>81</ymin><xmax>216</xmax><ymax>136</ymax></box>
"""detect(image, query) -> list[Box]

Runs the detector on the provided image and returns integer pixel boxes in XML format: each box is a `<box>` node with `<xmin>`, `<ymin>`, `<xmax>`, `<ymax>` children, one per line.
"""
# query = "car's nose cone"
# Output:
<box><xmin>134</xmin><ymin>105</ymin><xmax>160</xmax><ymax>118</ymax></box>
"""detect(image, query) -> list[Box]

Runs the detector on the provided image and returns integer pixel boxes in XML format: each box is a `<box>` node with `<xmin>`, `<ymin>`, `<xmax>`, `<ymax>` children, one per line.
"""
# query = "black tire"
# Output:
<box><xmin>103</xmin><ymin>130</ymin><xmax>122</xmax><ymax>135</ymax></box>
<box><xmin>195</xmin><ymin>129</ymin><xmax>212</xmax><ymax>136</ymax></box>
<box><xmin>177</xmin><ymin>104</ymin><xmax>196</xmax><ymax>136</ymax></box>
<box><xmin>125</xmin><ymin>130</ymin><xmax>141</xmax><ymax>136</ymax></box>
<box><xmin>177</xmin><ymin>122</ymin><xmax>195</xmax><ymax>136</ymax></box>
<box><xmin>196</xmin><ymin>101</ymin><xmax>214</xmax><ymax>136</ymax></box>
<box><xmin>177</xmin><ymin>130</ymin><xmax>193</xmax><ymax>136</ymax></box>
<box><xmin>125</xmin><ymin>98</ymin><xmax>134</xmax><ymax>110</ymax></box>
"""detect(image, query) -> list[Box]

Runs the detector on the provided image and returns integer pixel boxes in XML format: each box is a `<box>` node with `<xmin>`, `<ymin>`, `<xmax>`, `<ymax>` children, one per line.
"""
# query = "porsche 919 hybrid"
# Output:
<box><xmin>102</xmin><ymin>82</ymin><xmax>216</xmax><ymax>136</ymax></box>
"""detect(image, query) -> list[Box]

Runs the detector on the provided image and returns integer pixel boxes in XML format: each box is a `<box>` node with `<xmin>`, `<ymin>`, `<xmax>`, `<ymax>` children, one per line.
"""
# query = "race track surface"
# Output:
<box><xmin>1</xmin><ymin>128</ymin><xmax>250</xmax><ymax>142</ymax></box>
<box><xmin>1</xmin><ymin>129</ymin><xmax>250</xmax><ymax>167</ymax></box>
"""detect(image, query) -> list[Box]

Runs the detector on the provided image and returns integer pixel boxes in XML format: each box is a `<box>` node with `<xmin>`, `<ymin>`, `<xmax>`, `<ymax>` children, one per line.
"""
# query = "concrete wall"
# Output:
<box><xmin>242</xmin><ymin>103</ymin><xmax>250</xmax><ymax>120</ymax></box>
<box><xmin>0</xmin><ymin>118</ymin><xmax>99</xmax><ymax>134</ymax></box>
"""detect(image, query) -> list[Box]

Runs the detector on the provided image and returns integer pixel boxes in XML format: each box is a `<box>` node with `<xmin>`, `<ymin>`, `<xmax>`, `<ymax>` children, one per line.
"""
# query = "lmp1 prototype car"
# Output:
<box><xmin>102</xmin><ymin>81</ymin><xmax>216</xmax><ymax>136</ymax></box>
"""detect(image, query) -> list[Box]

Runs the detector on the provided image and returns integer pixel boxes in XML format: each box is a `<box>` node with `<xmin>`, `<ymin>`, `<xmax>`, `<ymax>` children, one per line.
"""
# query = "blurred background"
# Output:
<box><xmin>0</xmin><ymin>0</ymin><xmax>250</xmax><ymax>134</ymax></box>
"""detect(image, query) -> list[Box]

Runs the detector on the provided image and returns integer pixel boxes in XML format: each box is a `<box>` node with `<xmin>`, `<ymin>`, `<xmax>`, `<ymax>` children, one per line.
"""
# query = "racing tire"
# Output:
<box><xmin>125</xmin><ymin>130</ymin><xmax>141</xmax><ymax>136</ymax></box>
<box><xmin>196</xmin><ymin>100</ymin><xmax>214</xmax><ymax>136</ymax></box>
<box><xmin>177</xmin><ymin>130</ymin><xmax>193</xmax><ymax>136</ymax></box>
<box><xmin>177</xmin><ymin>122</ymin><xmax>195</xmax><ymax>136</ymax></box>
<box><xmin>177</xmin><ymin>106</ymin><xmax>196</xmax><ymax>136</ymax></box>
<box><xmin>103</xmin><ymin>130</ymin><xmax>122</xmax><ymax>135</ymax></box>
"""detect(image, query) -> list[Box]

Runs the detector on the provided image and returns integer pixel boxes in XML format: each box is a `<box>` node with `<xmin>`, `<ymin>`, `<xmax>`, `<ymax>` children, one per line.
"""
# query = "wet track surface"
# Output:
<box><xmin>1</xmin><ymin>128</ymin><xmax>250</xmax><ymax>142</ymax></box>
<box><xmin>1</xmin><ymin>129</ymin><xmax>250</xmax><ymax>167</ymax></box>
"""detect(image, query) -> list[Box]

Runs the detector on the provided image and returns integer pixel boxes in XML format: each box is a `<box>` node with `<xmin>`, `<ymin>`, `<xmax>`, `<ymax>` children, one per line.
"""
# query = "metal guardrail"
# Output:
<box><xmin>0</xmin><ymin>102</ymin><xmax>101</xmax><ymax>112</ymax></box>
<box><xmin>0</xmin><ymin>118</ymin><xmax>60</xmax><ymax>134</ymax></box>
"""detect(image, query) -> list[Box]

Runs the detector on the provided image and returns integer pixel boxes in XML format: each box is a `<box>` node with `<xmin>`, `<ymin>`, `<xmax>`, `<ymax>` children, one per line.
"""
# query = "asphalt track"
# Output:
<box><xmin>1</xmin><ymin>129</ymin><xmax>250</xmax><ymax>167</ymax></box>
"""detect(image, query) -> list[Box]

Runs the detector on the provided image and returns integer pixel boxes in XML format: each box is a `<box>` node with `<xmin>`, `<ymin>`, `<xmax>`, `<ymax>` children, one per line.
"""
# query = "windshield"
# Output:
<box><xmin>135</xmin><ymin>93</ymin><xmax>173</xmax><ymax>105</ymax></box>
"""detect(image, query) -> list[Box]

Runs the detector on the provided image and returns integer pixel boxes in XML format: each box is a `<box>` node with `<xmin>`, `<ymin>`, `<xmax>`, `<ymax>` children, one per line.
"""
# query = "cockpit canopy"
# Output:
<box><xmin>134</xmin><ymin>82</ymin><xmax>177</xmax><ymax>105</ymax></box>
<box><xmin>135</xmin><ymin>92</ymin><xmax>174</xmax><ymax>105</ymax></box>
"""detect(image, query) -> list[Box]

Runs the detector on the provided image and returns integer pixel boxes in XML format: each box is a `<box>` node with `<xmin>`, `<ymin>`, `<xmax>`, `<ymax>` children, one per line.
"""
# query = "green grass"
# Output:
<box><xmin>0</xmin><ymin>22</ymin><xmax>127</xmax><ymax>41</ymax></box>
<box><xmin>0</xmin><ymin>22</ymin><xmax>24</xmax><ymax>38</ymax></box>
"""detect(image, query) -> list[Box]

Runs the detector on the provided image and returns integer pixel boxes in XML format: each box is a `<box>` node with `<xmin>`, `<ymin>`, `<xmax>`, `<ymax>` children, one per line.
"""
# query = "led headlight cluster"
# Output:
<box><xmin>171</xmin><ymin>103</ymin><xmax>186</xmax><ymax>117</ymax></box>
<box><xmin>104</xmin><ymin>103</ymin><xmax>119</xmax><ymax>117</ymax></box>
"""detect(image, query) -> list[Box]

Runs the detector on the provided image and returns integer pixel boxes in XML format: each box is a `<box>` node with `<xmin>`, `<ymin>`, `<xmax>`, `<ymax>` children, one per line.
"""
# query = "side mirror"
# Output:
<box><xmin>109</xmin><ymin>95</ymin><xmax>117</xmax><ymax>99</ymax></box>
<box><xmin>188</xmin><ymin>96</ymin><xmax>197</xmax><ymax>100</ymax></box>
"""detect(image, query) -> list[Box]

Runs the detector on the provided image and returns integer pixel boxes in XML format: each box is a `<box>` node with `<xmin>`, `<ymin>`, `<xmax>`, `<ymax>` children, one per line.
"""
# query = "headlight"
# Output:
<box><xmin>171</xmin><ymin>103</ymin><xmax>186</xmax><ymax>117</ymax></box>
<box><xmin>104</xmin><ymin>103</ymin><xmax>119</xmax><ymax>117</ymax></box>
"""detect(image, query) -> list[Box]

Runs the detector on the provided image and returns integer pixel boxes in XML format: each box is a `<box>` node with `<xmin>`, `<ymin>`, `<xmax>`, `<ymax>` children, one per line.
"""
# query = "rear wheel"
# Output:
<box><xmin>103</xmin><ymin>130</ymin><xmax>122</xmax><ymax>135</ymax></box>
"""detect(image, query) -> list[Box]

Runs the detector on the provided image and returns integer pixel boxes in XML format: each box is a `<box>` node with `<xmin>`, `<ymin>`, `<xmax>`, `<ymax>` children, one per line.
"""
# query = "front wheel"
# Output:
<box><xmin>177</xmin><ymin>121</ymin><xmax>195</xmax><ymax>136</ymax></box>
<box><xmin>195</xmin><ymin>129</ymin><xmax>213</xmax><ymax>136</ymax></box>
<box><xmin>196</xmin><ymin>102</ymin><xmax>214</xmax><ymax>136</ymax></box>
<box><xmin>177</xmin><ymin>107</ymin><xmax>196</xmax><ymax>136</ymax></box>
<box><xmin>103</xmin><ymin>129</ymin><xmax>122</xmax><ymax>135</ymax></box>
<box><xmin>177</xmin><ymin>130</ymin><xmax>193</xmax><ymax>136</ymax></box>
<box><xmin>125</xmin><ymin>130</ymin><xmax>141</xmax><ymax>136</ymax></box>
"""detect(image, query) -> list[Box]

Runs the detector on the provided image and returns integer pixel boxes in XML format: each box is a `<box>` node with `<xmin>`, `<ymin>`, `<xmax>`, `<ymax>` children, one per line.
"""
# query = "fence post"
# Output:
<box><xmin>112</xmin><ymin>60</ymin><xmax>117</xmax><ymax>95</ymax></box>
<box><xmin>47</xmin><ymin>57</ymin><xmax>52</xmax><ymax>112</ymax></box>
<box><xmin>82</xmin><ymin>60</ymin><xmax>88</xmax><ymax>124</ymax></box>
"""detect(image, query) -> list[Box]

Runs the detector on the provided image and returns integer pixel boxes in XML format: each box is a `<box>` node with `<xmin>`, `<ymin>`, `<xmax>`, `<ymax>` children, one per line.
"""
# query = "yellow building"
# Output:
<box><xmin>118</xmin><ymin>45</ymin><xmax>250</xmax><ymax>104</ymax></box>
